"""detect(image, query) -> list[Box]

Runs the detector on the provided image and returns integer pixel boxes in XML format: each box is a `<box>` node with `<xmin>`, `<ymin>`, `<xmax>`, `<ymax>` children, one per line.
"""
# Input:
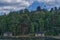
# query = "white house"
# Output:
<box><xmin>3</xmin><ymin>32</ymin><xmax>12</xmax><ymax>37</ymax></box>
<box><xmin>34</xmin><ymin>32</ymin><xmax>45</xmax><ymax>37</ymax></box>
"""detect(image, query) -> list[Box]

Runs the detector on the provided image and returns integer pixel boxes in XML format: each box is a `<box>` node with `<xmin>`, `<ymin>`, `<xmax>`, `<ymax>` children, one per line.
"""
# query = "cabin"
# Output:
<box><xmin>58</xmin><ymin>33</ymin><xmax>60</xmax><ymax>36</ymax></box>
<box><xmin>34</xmin><ymin>32</ymin><xmax>44</xmax><ymax>37</ymax></box>
<box><xmin>3</xmin><ymin>32</ymin><xmax>12</xmax><ymax>37</ymax></box>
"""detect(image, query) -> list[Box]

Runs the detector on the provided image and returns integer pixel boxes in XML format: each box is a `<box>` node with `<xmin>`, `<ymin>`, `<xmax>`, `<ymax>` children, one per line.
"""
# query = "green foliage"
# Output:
<box><xmin>0</xmin><ymin>6</ymin><xmax>60</xmax><ymax>36</ymax></box>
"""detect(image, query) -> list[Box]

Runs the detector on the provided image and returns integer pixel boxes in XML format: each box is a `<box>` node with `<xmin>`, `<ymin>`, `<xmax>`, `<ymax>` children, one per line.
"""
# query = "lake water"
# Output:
<box><xmin>0</xmin><ymin>37</ymin><xmax>60</xmax><ymax>40</ymax></box>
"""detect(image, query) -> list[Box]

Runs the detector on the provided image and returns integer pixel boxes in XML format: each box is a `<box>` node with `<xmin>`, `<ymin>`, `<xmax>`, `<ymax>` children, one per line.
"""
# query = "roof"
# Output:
<box><xmin>4</xmin><ymin>32</ymin><xmax>12</xmax><ymax>34</ymax></box>
<box><xmin>34</xmin><ymin>32</ymin><xmax>44</xmax><ymax>34</ymax></box>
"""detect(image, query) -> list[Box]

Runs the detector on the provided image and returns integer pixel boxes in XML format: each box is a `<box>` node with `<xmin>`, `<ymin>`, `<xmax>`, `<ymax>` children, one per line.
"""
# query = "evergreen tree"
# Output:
<box><xmin>37</xmin><ymin>6</ymin><xmax>41</xmax><ymax>11</ymax></box>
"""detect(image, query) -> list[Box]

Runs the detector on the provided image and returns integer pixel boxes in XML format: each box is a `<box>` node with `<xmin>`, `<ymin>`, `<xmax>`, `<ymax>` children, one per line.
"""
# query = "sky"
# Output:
<box><xmin>0</xmin><ymin>0</ymin><xmax>60</xmax><ymax>14</ymax></box>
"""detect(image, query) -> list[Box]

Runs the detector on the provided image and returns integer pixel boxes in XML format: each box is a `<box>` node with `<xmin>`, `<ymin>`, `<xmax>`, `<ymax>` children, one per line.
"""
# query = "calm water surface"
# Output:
<box><xmin>0</xmin><ymin>37</ymin><xmax>59</xmax><ymax>40</ymax></box>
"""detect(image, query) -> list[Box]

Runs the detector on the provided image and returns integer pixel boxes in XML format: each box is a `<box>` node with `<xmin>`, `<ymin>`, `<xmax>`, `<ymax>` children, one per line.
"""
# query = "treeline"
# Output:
<box><xmin>0</xmin><ymin>6</ymin><xmax>60</xmax><ymax>36</ymax></box>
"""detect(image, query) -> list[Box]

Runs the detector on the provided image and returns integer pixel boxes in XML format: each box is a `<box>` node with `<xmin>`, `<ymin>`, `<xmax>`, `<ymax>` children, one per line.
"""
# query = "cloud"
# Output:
<box><xmin>0</xmin><ymin>0</ymin><xmax>60</xmax><ymax>14</ymax></box>
<box><xmin>0</xmin><ymin>0</ymin><xmax>32</xmax><ymax>14</ymax></box>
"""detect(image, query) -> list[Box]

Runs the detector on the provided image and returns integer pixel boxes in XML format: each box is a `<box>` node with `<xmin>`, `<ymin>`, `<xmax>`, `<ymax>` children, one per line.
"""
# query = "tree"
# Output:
<box><xmin>54</xmin><ymin>7</ymin><xmax>57</xmax><ymax>11</ymax></box>
<box><xmin>50</xmin><ymin>8</ymin><xmax>53</xmax><ymax>12</ymax></box>
<box><xmin>24</xmin><ymin>9</ymin><xmax>29</xmax><ymax>13</ymax></box>
<box><xmin>30</xmin><ymin>22</ymin><xmax>35</xmax><ymax>33</ymax></box>
<box><xmin>19</xmin><ymin>10</ymin><xmax>24</xmax><ymax>14</ymax></box>
<box><xmin>37</xmin><ymin>6</ymin><xmax>41</xmax><ymax>11</ymax></box>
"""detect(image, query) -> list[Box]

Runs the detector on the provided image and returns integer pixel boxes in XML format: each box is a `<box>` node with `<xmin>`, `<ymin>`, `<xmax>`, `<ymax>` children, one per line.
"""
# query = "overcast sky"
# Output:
<box><xmin>0</xmin><ymin>0</ymin><xmax>60</xmax><ymax>14</ymax></box>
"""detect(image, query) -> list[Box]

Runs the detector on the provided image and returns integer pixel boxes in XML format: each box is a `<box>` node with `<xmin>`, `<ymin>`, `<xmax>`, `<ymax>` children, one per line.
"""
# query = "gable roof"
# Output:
<box><xmin>34</xmin><ymin>32</ymin><xmax>44</xmax><ymax>34</ymax></box>
<box><xmin>4</xmin><ymin>32</ymin><xmax>12</xmax><ymax>34</ymax></box>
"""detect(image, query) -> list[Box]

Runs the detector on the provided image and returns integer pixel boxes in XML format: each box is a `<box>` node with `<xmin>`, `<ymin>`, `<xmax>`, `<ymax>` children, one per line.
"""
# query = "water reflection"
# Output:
<box><xmin>0</xmin><ymin>37</ymin><xmax>59</xmax><ymax>40</ymax></box>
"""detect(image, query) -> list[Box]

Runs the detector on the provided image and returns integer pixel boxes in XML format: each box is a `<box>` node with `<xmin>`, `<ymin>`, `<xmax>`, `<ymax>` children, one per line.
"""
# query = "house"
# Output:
<box><xmin>34</xmin><ymin>32</ymin><xmax>45</xmax><ymax>37</ymax></box>
<box><xmin>58</xmin><ymin>34</ymin><xmax>60</xmax><ymax>36</ymax></box>
<box><xmin>3</xmin><ymin>32</ymin><xmax>12</xmax><ymax>37</ymax></box>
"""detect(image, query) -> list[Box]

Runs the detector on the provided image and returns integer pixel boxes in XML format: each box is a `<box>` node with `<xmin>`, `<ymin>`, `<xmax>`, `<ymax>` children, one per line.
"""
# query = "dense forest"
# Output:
<box><xmin>0</xmin><ymin>6</ymin><xmax>60</xmax><ymax>36</ymax></box>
